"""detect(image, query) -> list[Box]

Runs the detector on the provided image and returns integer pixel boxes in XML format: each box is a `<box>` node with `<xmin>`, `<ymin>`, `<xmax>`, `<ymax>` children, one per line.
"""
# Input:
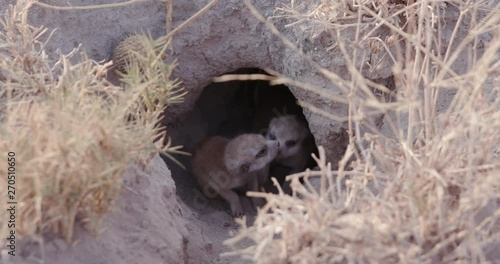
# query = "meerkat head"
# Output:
<box><xmin>267</xmin><ymin>115</ymin><xmax>309</xmax><ymax>159</ymax></box>
<box><xmin>224</xmin><ymin>134</ymin><xmax>279</xmax><ymax>175</ymax></box>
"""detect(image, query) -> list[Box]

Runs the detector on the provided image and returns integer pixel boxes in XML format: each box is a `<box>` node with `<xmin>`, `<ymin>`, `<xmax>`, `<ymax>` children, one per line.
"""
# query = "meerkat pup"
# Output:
<box><xmin>261</xmin><ymin>115</ymin><xmax>316</xmax><ymax>195</ymax></box>
<box><xmin>191</xmin><ymin>134</ymin><xmax>279</xmax><ymax>216</ymax></box>
<box><xmin>267</xmin><ymin>114</ymin><xmax>314</xmax><ymax>174</ymax></box>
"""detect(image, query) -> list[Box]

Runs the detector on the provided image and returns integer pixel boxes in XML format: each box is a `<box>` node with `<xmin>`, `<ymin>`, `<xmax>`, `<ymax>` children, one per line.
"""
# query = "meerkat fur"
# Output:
<box><xmin>191</xmin><ymin>134</ymin><xmax>279</xmax><ymax>216</ymax></box>
<box><xmin>267</xmin><ymin>115</ymin><xmax>314</xmax><ymax>174</ymax></box>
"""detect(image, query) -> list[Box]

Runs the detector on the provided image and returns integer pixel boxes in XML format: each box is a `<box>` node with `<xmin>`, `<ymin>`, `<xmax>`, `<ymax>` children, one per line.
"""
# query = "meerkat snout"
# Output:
<box><xmin>267</xmin><ymin>115</ymin><xmax>309</xmax><ymax>160</ymax></box>
<box><xmin>224</xmin><ymin>134</ymin><xmax>279</xmax><ymax>174</ymax></box>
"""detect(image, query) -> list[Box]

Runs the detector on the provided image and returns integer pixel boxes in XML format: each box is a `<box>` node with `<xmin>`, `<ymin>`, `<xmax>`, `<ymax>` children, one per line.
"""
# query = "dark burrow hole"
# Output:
<box><xmin>162</xmin><ymin>68</ymin><xmax>318</xmax><ymax>213</ymax></box>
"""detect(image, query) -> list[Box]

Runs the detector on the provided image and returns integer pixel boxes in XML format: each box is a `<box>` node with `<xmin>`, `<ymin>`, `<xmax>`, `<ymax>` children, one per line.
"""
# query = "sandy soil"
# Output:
<box><xmin>8</xmin><ymin>153</ymin><xmax>257</xmax><ymax>264</ymax></box>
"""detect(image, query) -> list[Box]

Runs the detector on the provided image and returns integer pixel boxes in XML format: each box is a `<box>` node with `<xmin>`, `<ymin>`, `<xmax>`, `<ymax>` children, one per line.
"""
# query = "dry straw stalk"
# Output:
<box><xmin>0</xmin><ymin>0</ymin><xmax>186</xmax><ymax>243</ymax></box>
<box><xmin>224</xmin><ymin>0</ymin><xmax>500</xmax><ymax>263</ymax></box>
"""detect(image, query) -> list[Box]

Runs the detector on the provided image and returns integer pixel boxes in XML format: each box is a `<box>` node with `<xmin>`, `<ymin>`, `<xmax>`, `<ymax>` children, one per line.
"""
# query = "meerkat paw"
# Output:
<box><xmin>252</xmin><ymin>197</ymin><xmax>266</xmax><ymax>209</ymax></box>
<box><xmin>218</xmin><ymin>190</ymin><xmax>245</xmax><ymax>217</ymax></box>
<box><xmin>230</xmin><ymin>204</ymin><xmax>245</xmax><ymax>217</ymax></box>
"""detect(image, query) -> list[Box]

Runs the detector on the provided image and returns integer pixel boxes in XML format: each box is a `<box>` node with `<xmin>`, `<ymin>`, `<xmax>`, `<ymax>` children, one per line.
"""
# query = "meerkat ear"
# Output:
<box><xmin>269</xmin><ymin>116</ymin><xmax>278</xmax><ymax>126</ymax></box>
<box><xmin>298</xmin><ymin>119</ymin><xmax>310</xmax><ymax>139</ymax></box>
<box><xmin>293</xmin><ymin>115</ymin><xmax>304</xmax><ymax>125</ymax></box>
<box><xmin>224</xmin><ymin>151</ymin><xmax>237</xmax><ymax>172</ymax></box>
<box><xmin>240</xmin><ymin>163</ymin><xmax>250</xmax><ymax>173</ymax></box>
<box><xmin>259</xmin><ymin>128</ymin><xmax>268</xmax><ymax>137</ymax></box>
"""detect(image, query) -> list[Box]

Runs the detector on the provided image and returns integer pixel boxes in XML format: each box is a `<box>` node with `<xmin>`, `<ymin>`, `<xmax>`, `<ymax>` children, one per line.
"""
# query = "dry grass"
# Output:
<box><xmin>224</xmin><ymin>0</ymin><xmax>500</xmax><ymax>263</ymax></box>
<box><xmin>0</xmin><ymin>0</ymin><xmax>186</xmax><ymax>243</ymax></box>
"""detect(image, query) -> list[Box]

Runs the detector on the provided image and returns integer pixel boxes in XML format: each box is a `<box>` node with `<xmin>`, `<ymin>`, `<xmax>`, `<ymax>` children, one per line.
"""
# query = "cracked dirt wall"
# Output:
<box><xmin>18</xmin><ymin>0</ymin><xmax>398</xmax><ymax>165</ymax></box>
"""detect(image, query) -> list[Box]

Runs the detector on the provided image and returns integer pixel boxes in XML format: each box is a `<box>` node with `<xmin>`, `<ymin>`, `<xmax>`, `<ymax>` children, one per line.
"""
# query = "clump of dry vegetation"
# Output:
<box><xmin>225</xmin><ymin>0</ymin><xmax>499</xmax><ymax>263</ymax></box>
<box><xmin>0</xmin><ymin>0</ymin><xmax>185</xmax><ymax>243</ymax></box>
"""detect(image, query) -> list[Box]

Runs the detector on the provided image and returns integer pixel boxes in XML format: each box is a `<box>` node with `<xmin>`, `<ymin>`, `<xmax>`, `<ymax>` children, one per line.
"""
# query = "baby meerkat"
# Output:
<box><xmin>262</xmin><ymin>115</ymin><xmax>315</xmax><ymax>193</ymax></box>
<box><xmin>267</xmin><ymin>115</ymin><xmax>314</xmax><ymax>173</ymax></box>
<box><xmin>191</xmin><ymin>134</ymin><xmax>279</xmax><ymax>216</ymax></box>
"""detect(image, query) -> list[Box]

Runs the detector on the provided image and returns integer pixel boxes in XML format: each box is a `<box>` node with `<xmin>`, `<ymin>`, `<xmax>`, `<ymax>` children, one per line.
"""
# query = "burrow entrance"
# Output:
<box><xmin>162</xmin><ymin>68</ymin><xmax>317</xmax><ymax>213</ymax></box>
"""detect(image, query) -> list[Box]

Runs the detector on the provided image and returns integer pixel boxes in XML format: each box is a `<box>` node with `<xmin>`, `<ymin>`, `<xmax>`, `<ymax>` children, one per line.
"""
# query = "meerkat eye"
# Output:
<box><xmin>240</xmin><ymin>163</ymin><xmax>250</xmax><ymax>173</ymax></box>
<box><xmin>286</xmin><ymin>140</ymin><xmax>298</xmax><ymax>148</ymax></box>
<box><xmin>256</xmin><ymin>147</ymin><xmax>267</xmax><ymax>158</ymax></box>
<box><xmin>268</xmin><ymin>133</ymin><xmax>276</xmax><ymax>140</ymax></box>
